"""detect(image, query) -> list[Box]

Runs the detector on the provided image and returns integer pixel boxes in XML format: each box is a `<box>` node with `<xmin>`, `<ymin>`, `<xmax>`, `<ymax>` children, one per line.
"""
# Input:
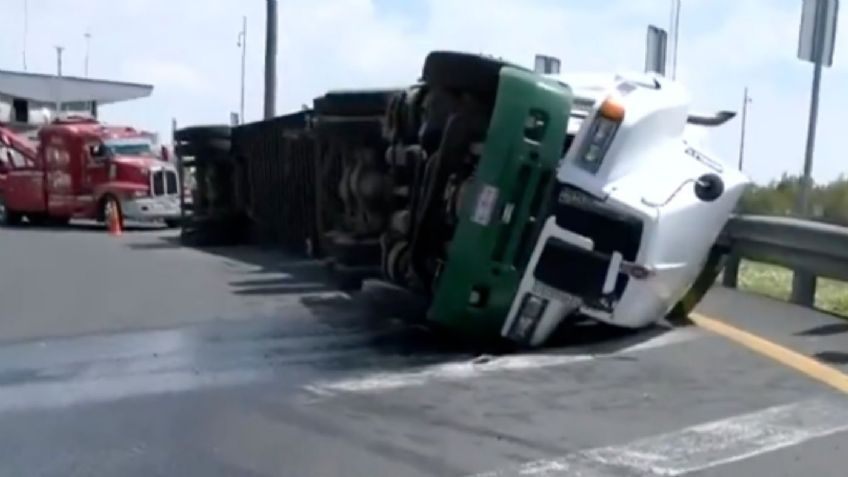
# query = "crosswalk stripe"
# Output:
<box><xmin>469</xmin><ymin>397</ymin><xmax>848</xmax><ymax>477</ymax></box>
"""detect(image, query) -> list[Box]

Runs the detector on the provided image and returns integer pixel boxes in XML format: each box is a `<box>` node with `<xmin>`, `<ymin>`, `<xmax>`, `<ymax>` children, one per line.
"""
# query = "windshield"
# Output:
<box><xmin>104</xmin><ymin>139</ymin><xmax>155</xmax><ymax>157</ymax></box>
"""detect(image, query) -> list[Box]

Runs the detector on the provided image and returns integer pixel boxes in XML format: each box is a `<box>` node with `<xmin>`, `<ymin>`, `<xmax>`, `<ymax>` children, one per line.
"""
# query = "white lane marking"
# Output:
<box><xmin>304</xmin><ymin>327</ymin><xmax>702</xmax><ymax>397</ymax></box>
<box><xmin>0</xmin><ymin>368</ymin><xmax>274</xmax><ymax>414</ymax></box>
<box><xmin>469</xmin><ymin>397</ymin><xmax>848</xmax><ymax>477</ymax></box>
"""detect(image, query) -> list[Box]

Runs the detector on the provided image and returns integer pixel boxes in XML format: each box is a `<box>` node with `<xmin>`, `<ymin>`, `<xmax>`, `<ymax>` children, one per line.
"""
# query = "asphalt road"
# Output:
<box><xmin>0</xmin><ymin>222</ymin><xmax>846</xmax><ymax>477</ymax></box>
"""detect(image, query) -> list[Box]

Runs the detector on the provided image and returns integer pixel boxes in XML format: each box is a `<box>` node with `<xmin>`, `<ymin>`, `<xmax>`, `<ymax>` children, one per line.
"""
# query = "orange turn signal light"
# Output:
<box><xmin>599</xmin><ymin>96</ymin><xmax>626</xmax><ymax>122</ymax></box>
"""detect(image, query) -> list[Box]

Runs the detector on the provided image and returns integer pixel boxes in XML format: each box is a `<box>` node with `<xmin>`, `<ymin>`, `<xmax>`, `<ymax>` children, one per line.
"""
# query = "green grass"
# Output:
<box><xmin>736</xmin><ymin>260</ymin><xmax>848</xmax><ymax>318</ymax></box>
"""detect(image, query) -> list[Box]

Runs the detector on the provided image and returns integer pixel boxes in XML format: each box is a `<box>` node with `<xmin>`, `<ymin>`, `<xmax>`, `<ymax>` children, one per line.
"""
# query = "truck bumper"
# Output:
<box><xmin>502</xmin><ymin>214</ymin><xmax>667</xmax><ymax>347</ymax></box>
<box><xmin>502</xmin><ymin>217</ymin><xmax>598</xmax><ymax>347</ymax></box>
<box><xmin>120</xmin><ymin>196</ymin><xmax>181</xmax><ymax>221</ymax></box>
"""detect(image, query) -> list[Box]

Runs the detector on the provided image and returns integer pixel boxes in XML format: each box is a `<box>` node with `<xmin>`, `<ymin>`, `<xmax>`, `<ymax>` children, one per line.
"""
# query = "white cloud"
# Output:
<box><xmin>0</xmin><ymin>0</ymin><xmax>844</xmax><ymax>184</ymax></box>
<box><xmin>121</xmin><ymin>59</ymin><xmax>211</xmax><ymax>94</ymax></box>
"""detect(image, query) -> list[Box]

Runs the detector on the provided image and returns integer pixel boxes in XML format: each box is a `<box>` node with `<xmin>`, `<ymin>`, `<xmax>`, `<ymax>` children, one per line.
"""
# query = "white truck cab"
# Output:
<box><xmin>502</xmin><ymin>72</ymin><xmax>750</xmax><ymax>346</ymax></box>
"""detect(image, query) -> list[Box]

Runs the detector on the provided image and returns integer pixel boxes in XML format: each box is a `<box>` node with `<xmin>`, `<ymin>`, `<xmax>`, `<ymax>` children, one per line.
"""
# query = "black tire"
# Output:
<box><xmin>313</xmin><ymin>116</ymin><xmax>385</xmax><ymax>143</ymax></box>
<box><xmin>315</xmin><ymin>89</ymin><xmax>399</xmax><ymax>116</ymax></box>
<box><xmin>26</xmin><ymin>213</ymin><xmax>47</xmax><ymax>226</ymax></box>
<box><xmin>174</xmin><ymin>143</ymin><xmax>198</xmax><ymax>158</ymax></box>
<box><xmin>668</xmin><ymin>245</ymin><xmax>728</xmax><ymax>322</ymax></box>
<box><xmin>48</xmin><ymin>216</ymin><xmax>71</xmax><ymax>226</ymax></box>
<box><xmin>175</xmin><ymin>142</ymin><xmax>231</xmax><ymax>161</ymax></box>
<box><xmin>421</xmin><ymin>51</ymin><xmax>514</xmax><ymax>96</ymax></box>
<box><xmin>174</xmin><ymin>125</ymin><xmax>231</xmax><ymax>143</ymax></box>
<box><xmin>198</xmin><ymin>137</ymin><xmax>231</xmax><ymax>153</ymax></box>
<box><xmin>164</xmin><ymin>218</ymin><xmax>181</xmax><ymax>228</ymax></box>
<box><xmin>0</xmin><ymin>195</ymin><xmax>22</xmax><ymax>226</ymax></box>
<box><xmin>327</xmin><ymin>262</ymin><xmax>371</xmax><ymax>292</ymax></box>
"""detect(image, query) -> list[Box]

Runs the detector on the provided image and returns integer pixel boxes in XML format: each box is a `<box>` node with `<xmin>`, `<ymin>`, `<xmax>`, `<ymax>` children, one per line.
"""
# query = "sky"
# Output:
<box><xmin>0</xmin><ymin>0</ymin><xmax>845</xmax><ymax>185</ymax></box>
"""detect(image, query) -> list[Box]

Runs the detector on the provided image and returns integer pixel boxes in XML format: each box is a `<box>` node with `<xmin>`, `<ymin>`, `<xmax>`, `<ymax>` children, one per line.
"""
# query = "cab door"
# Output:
<box><xmin>43</xmin><ymin>139</ymin><xmax>75</xmax><ymax>217</ymax></box>
<box><xmin>0</xmin><ymin>139</ymin><xmax>45</xmax><ymax>213</ymax></box>
<box><xmin>77</xmin><ymin>140</ymin><xmax>109</xmax><ymax>215</ymax></box>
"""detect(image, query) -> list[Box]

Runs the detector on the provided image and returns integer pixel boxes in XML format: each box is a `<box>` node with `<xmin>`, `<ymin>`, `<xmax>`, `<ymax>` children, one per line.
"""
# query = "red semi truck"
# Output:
<box><xmin>0</xmin><ymin>117</ymin><xmax>181</xmax><ymax>227</ymax></box>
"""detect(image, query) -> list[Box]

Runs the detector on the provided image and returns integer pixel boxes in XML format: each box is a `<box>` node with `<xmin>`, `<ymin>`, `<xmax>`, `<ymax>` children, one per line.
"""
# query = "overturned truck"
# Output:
<box><xmin>177</xmin><ymin>51</ymin><xmax>749</xmax><ymax>347</ymax></box>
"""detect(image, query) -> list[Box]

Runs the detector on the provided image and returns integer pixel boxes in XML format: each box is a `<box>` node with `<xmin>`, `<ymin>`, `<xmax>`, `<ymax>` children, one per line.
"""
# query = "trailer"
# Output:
<box><xmin>177</xmin><ymin>51</ymin><xmax>748</xmax><ymax>348</ymax></box>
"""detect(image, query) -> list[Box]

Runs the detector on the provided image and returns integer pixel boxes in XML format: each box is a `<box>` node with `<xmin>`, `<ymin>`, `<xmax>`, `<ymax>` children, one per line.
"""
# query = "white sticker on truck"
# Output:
<box><xmin>471</xmin><ymin>184</ymin><xmax>500</xmax><ymax>226</ymax></box>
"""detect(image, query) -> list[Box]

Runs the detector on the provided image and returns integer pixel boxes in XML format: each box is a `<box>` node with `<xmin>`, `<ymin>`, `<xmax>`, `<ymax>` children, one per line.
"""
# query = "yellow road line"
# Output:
<box><xmin>690</xmin><ymin>312</ymin><xmax>848</xmax><ymax>394</ymax></box>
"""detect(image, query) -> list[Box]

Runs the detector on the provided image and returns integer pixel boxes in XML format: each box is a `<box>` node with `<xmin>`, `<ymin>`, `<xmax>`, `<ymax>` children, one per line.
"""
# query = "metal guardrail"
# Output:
<box><xmin>721</xmin><ymin>215</ymin><xmax>848</xmax><ymax>307</ymax></box>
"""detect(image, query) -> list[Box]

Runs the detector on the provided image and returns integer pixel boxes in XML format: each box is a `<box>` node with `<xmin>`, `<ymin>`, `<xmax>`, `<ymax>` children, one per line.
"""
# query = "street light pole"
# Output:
<box><xmin>55</xmin><ymin>46</ymin><xmax>65</xmax><ymax>113</ymax></box>
<box><xmin>84</xmin><ymin>31</ymin><xmax>91</xmax><ymax>77</ymax></box>
<box><xmin>797</xmin><ymin>0</ymin><xmax>829</xmax><ymax>217</ymax></box>
<box><xmin>738</xmin><ymin>87</ymin><xmax>752</xmax><ymax>171</ymax></box>
<box><xmin>22</xmin><ymin>0</ymin><xmax>29</xmax><ymax>71</ymax></box>
<box><xmin>264</xmin><ymin>0</ymin><xmax>277</xmax><ymax>119</ymax></box>
<box><xmin>84</xmin><ymin>31</ymin><xmax>92</xmax><ymax>77</ymax></box>
<box><xmin>237</xmin><ymin>16</ymin><xmax>247</xmax><ymax>124</ymax></box>
<box><xmin>791</xmin><ymin>0</ymin><xmax>831</xmax><ymax>305</ymax></box>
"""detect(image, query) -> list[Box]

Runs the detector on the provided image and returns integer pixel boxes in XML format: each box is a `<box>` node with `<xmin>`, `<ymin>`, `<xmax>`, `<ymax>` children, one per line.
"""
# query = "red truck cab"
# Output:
<box><xmin>0</xmin><ymin>117</ymin><xmax>180</xmax><ymax>227</ymax></box>
<box><xmin>0</xmin><ymin>127</ymin><xmax>39</xmax><ymax>225</ymax></box>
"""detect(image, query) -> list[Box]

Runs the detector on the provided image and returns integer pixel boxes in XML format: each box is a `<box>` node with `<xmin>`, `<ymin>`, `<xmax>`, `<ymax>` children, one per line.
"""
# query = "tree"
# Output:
<box><xmin>737</xmin><ymin>174</ymin><xmax>848</xmax><ymax>226</ymax></box>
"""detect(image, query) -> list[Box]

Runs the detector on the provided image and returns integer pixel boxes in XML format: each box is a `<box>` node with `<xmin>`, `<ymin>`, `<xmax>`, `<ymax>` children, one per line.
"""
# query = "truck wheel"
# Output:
<box><xmin>421</xmin><ymin>51</ymin><xmax>513</xmax><ymax>96</ymax></box>
<box><xmin>668</xmin><ymin>245</ymin><xmax>728</xmax><ymax>322</ymax></box>
<box><xmin>315</xmin><ymin>89</ymin><xmax>399</xmax><ymax>116</ymax></box>
<box><xmin>26</xmin><ymin>213</ymin><xmax>48</xmax><ymax>226</ymax></box>
<box><xmin>164</xmin><ymin>218</ymin><xmax>181</xmax><ymax>228</ymax></box>
<box><xmin>48</xmin><ymin>217</ymin><xmax>71</xmax><ymax>226</ymax></box>
<box><xmin>0</xmin><ymin>196</ymin><xmax>22</xmax><ymax>226</ymax></box>
<box><xmin>174</xmin><ymin>125</ymin><xmax>231</xmax><ymax>143</ymax></box>
<box><xmin>312</xmin><ymin>117</ymin><xmax>385</xmax><ymax>143</ymax></box>
<box><xmin>175</xmin><ymin>141</ymin><xmax>231</xmax><ymax>158</ymax></box>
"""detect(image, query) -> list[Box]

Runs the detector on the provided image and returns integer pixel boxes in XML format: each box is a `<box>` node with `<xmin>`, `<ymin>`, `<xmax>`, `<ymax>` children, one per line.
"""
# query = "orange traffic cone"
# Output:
<box><xmin>106</xmin><ymin>202</ymin><xmax>123</xmax><ymax>236</ymax></box>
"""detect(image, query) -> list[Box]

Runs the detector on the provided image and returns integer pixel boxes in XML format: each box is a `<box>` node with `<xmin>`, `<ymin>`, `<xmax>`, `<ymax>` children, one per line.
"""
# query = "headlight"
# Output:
<box><xmin>507</xmin><ymin>293</ymin><xmax>549</xmax><ymax>342</ymax></box>
<box><xmin>575</xmin><ymin>96</ymin><xmax>625</xmax><ymax>174</ymax></box>
<box><xmin>132</xmin><ymin>189</ymin><xmax>149</xmax><ymax>198</ymax></box>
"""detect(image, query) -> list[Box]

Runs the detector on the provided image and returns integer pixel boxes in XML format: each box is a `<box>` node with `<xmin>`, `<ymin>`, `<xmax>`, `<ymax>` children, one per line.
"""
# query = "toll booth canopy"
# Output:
<box><xmin>0</xmin><ymin>69</ymin><xmax>153</xmax><ymax>126</ymax></box>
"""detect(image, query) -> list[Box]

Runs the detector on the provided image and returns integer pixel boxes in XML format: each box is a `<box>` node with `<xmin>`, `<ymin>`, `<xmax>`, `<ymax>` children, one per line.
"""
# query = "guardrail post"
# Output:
<box><xmin>790</xmin><ymin>271</ymin><xmax>817</xmax><ymax>307</ymax></box>
<box><xmin>722</xmin><ymin>253</ymin><xmax>740</xmax><ymax>288</ymax></box>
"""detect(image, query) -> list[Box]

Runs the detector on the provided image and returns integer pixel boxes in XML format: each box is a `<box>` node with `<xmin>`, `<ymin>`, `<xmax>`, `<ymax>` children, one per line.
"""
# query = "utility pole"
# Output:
<box><xmin>55</xmin><ymin>46</ymin><xmax>65</xmax><ymax>113</ymax></box>
<box><xmin>264</xmin><ymin>0</ymin><xmax>277</xmax><ymax>119</ymax></box>
<box><xmin>84</xmin><ymin>30</ymin><xmax>92</xmax><ymax>77</ymax></box>
<box><xmin>669</xmin><ymin>0</ymin><xmax>681</xmax><ymax>79</ymax></box>
<box><xmin>56</xmin><ymin>46</ymin><xmax>64</xmax><ymax>76</ymax></box>
<box><xmin>237</xmin><ymin>16</ymin><xmax>247</xmax><ymax>124</ymax></box>
<box><xmin>792</xmin><ymin>0</ymin><xmax>839</xmax><ymax>305</ymax></box>
<box><xmin>22</xmin><ymin>0</ymin><xmax>29</xmax><ymax>71</ymax></box>
<box><xmin>797</xmin><ymin>0</ymin><xmax>830</xmax><ymax>217</ymax></box>
<box><xmin>738</xmin><ymin>87</ymin><xmax>752</xmax><ymax>171</ymax></box>
<box><xmin>55</xmin><ymin>46</ymin><xmax>64</xmax><ymax>76</ymax></box>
